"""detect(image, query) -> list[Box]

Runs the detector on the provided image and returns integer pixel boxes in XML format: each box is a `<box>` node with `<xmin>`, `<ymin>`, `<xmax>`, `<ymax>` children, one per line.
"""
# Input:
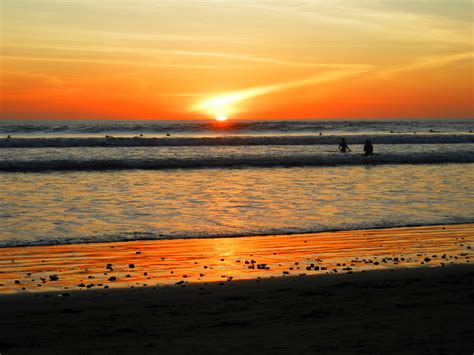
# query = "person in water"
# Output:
<box><xmin>338</xmin><ymin>138</ymin><xmax>351</xmax><ymax>152</ymax></box>
<box><xmin>364</xmin><ymin>139</ymin><xmax>374</xmax><ymax>155</ymax></box>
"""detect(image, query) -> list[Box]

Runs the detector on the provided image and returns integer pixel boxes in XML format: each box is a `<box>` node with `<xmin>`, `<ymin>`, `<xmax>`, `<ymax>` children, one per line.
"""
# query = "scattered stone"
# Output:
<box><xmin>49</xmin><ymin>275</ymin><xmax>59</xmax><ymax>281</ymax></box>
<box><xmin>128</xmin><ymin>264</ymin><xmax>135</xmax><ymax>268</ymax></box>
<box><xmin>108</xmin><ymin>276</ymin><xmax>117</xmax><ymax>281</ymax></box>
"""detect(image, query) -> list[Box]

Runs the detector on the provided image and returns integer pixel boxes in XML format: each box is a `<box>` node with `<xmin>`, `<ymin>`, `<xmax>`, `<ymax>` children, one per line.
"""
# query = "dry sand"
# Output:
<box><xmin>0</xmin><ymin>265</ymin><xmax>473</xmax><ymax>354</ymax></box>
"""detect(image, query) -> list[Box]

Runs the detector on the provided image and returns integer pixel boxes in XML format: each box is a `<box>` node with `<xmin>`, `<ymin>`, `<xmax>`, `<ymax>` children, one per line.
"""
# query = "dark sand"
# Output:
<box><xmin>1</xmin><ymin>265</ymin><xmax>473</xmax><ymax>354</ymax></box>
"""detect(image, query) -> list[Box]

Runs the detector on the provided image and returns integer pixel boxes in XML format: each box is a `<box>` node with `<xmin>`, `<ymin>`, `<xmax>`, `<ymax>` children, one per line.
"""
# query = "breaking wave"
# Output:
<box><xmin>1</xmin><ymin>134</ymin><xmax>473</xmax><ymax>148</ymax></box>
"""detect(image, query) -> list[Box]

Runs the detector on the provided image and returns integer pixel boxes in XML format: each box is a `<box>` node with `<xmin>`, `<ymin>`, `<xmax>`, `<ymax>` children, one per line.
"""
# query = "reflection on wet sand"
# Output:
<box><xmin>0</xmin><ymin>224</ymin><xmax>472</xmax><ymax>294</ymax></box>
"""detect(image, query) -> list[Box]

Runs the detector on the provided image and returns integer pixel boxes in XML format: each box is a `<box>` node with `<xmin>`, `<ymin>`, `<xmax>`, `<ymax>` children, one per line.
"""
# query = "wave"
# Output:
<box><xmin>1</xmin><ymin>151</ymin><xmax>474</xmax><ymax>172</ymax></box>
<box><xmin>1</xmin><ymin>134</ymin><xmax>473</xmax><ymax>148</ymax></box>
<box><xmin>1</xmin><ymin>220</ymin><xmax>472</xmax><ymax>248</ymax></box>
<box><xmin>1</xmin><ymin>120</ymin><xmax>472</xmax><ymax>135</ymax></box>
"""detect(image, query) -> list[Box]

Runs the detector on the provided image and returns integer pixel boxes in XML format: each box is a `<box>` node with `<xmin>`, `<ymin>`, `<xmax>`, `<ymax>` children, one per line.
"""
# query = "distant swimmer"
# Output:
<box><xmin>338</xmin><ymin>138</ymin><xmax>351</xmax><ymax>152</ymax></box>
<box><xmin>105</xmin><ymin>135</ymin><xmax>114</xmax><ymax>139</ymax></box>
<box><xmin>363</xmin><ymin>139</ymin><xmax>374</xmax><ymax>155</ymax></box>
<box><xmin>390</xmin><ymin>130</ymin><xmax>394</xmax><ymax>133</ymax></box>
<box><xmin>6</xmin><ymin>135</ymin><xmax>11</xmax><ymax>139</ymax></box>
<box><xmin>319</xmin><ymin>132</ymin><xmax>323</xmax><ymax>136</ymax></box>
<box><xmin>166</xmin><ymin>133</ymin><xmax>171</xmax><ymax>137</ymax></box>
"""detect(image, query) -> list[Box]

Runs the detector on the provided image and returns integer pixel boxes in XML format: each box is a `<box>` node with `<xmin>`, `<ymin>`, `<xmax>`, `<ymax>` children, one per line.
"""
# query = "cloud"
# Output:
<box><xmin>381</xmin><ymin>51</ymin><xmax>473</xmax><ymax>78</ymax></box>
<box><xmin>194</xmin><ymin>65</ymin><xmax>371</xmax><ymax>114</ymax></box>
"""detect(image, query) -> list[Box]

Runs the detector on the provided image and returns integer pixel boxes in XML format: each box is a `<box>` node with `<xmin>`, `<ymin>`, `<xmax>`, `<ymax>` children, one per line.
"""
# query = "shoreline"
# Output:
<box><xmin>1</xmin><ymin>220</ymin><xmax>473</xmax><ymax>249</ymax></box>
<box><xmin>0</xmin><ymin>223</ymin><xmax>472</xmax><ymax>294</ymax></box>
<box><xmin>1</xmin><ymin>265</ymin><xmax>473</xmax><ymax>353</ymax></box>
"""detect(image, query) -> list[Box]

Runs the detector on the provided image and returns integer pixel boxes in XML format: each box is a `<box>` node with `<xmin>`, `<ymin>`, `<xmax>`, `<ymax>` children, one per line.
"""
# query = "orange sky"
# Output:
<box><xmin>1</xmin><ymin>0</ymin><xmax>473</xmax><ymax>120</ymax></box>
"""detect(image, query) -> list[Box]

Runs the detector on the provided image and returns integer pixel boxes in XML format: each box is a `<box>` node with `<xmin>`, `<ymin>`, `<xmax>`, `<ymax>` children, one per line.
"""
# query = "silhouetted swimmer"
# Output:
<box><xmin>6</xmin><ymin>135</ymin><xmax>12</xmax><ymax>139</ymax></box>
<box><xmin>338</xmin><ymin>138</ymin><xmax>351</xmax><ymax>152</ymax></box>
<box><xmin>319</xmin><ymin>132</ymin><xmax>323</xmax><ymax>136</ymax></box>
<box><xmin>390</xmin><ymin>130</ymin><xmax>394</xmax><ymax>133</ymax></box>
<box><xmin>166</xmin><ymin>133</ymin><xmax>171</xmax><ymax>137</ymax></box>
<box><xmin>363</xmin><ymin>139</ymin><xmax>374</xmax><ymax>155</ymax></box>
<box><xmin>105</xmin><ymin>135</ymin><xmax>114</xmax><ymax>139</ymax></box>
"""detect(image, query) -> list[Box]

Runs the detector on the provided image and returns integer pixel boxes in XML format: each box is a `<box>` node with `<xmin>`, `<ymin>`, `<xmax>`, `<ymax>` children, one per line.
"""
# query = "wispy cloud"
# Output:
<box><xmin>382</xmin><ymin>51</ymin><xmax>474</xmax><ymax>79</ymax></box>
<box><xmin>3</xmin><ymin>44</ymin><xmax>361</xmax><ymax>70</ymax></box>
<box><xmin>194</xmin><ymin>65</ymin><xmax>371</xmax><ymax>114</ymax></box>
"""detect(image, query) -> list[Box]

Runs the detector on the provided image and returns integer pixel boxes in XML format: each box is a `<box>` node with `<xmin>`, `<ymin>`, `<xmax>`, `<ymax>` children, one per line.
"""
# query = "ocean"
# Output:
<box><xmin>1</xmin><ymin>119</ymin><xmax>473</xmax><ymax>247</ymax></box>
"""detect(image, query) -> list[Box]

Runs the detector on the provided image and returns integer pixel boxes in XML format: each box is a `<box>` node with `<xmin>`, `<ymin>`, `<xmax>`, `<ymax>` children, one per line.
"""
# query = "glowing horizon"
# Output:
<box><xmin>1</xmin><ymin>0</ymin><xmax>473</xmax><ymax>120</ymax></box>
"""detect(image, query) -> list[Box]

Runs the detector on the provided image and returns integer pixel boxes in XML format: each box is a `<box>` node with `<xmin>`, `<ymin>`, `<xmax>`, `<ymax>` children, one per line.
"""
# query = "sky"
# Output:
<box><xmin>1</xmin><ymin>0</ymin><xmax>473</xmax><ymax>120</ymax></box>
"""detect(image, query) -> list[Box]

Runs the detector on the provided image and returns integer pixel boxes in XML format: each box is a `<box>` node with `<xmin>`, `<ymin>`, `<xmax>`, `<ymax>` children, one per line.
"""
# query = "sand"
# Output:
<box><xmin>0</xmin><ymin>265</ymin><xmax>473</xmax><ymax>354</ymax></box>
<box><xmin>0</xmin><ymin>224</ymin><xmax>473</xmax><ymax>353</ymax></box>
<box><xmin>0</xmin><ymin>224</ymin><xmax>472</xmax><ymax>293</ymax></box>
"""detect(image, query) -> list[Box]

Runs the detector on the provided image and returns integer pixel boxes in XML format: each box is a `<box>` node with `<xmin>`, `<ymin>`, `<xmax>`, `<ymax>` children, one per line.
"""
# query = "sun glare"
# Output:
<box><xmin>215</xmin><ymin>115</ymin><xmax>227</xmax><ymax>121</ymax></box>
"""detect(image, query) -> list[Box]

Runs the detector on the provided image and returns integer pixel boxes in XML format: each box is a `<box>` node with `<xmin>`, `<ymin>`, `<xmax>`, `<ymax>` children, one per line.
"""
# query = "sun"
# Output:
<box><xmin>215</xmin><ymin>115</ymin><xmax>227</xmax><ymax>121</ymax></box>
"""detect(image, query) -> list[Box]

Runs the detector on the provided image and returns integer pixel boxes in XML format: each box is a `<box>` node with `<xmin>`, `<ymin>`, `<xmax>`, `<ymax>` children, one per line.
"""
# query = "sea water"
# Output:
<box><xmin>0</xmin><ymin>119</ymin><xmax>473</xmax><ymax>247</ymax></box>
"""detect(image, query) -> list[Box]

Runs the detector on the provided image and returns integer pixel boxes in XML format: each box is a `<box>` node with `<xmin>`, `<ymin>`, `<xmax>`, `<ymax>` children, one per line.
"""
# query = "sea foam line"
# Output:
<box><xmin>1</xmin><ymin>134</ymin><xmax>473</xmax><ymax>148</ymax></box>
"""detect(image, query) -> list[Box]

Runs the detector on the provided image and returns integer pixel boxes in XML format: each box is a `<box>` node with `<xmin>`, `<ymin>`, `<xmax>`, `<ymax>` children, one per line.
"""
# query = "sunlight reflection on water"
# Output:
<box><xmin>1</xmin><ymin>164</ymin><xmax>473</xmax><ymax>246</ymax></box>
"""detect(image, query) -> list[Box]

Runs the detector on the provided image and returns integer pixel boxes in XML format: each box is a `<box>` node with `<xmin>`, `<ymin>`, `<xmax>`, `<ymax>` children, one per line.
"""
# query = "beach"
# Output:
<box><xmin>1</xmin><ymin>224</ymin><xmax>472</xmax><ymax>353</ymax></box>
<box><xmin>1</xmin><ymin>265</ymin><xmax>473</xmax><ymax>354</ymax></box>
<box><xmin>2</xmin><ymin>0</ymin><xmax>474</xmax><ymax>352</ymax></box>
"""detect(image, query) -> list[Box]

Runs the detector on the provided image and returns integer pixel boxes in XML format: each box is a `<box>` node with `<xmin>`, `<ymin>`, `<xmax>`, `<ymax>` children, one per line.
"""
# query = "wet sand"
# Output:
<box><xmin>0</xmin><ymin>224</ymin><xmax>473</xmax><ymax>353</ymax></box>
<box><xmin>0</xmin><ymin>224</ymin><xmax>472</xmax><ymax>294</ymax></box>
